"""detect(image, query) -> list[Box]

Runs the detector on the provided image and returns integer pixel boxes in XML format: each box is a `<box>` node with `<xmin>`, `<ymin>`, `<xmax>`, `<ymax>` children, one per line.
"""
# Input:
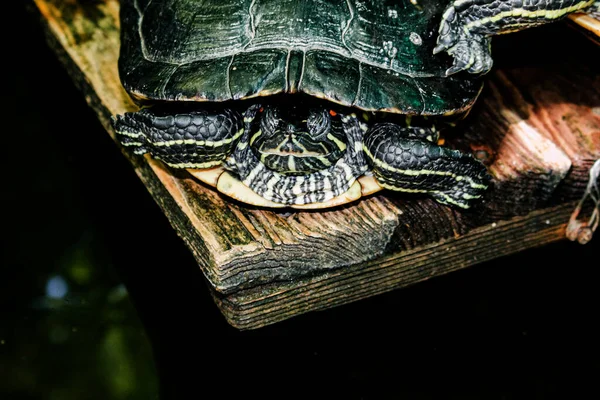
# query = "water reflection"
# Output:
<box><xmin>0</xmin><ymin>5</ymin><xmax>159</xmax><ymax>398</ymax></box>
<box><xmin>0</xmin><ymin>247</ymin><xmax>159</xmax><ymax>400</ymax></box>
<box><xmin>46</xmin><ymin>276</ymin><xmax>68</xmax><ymax>300</ymax></box>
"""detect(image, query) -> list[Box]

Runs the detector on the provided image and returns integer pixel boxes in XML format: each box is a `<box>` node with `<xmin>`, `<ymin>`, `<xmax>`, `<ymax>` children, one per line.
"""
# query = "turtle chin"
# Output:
<box><xmin>257</xmin><ymin>151</ymin><xmax>340</xmax><ymax>175</ymax></box>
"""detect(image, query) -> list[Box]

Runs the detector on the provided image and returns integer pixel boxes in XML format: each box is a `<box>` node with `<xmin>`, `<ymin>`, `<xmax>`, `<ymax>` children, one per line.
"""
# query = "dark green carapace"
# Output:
<box><xmin>112</xmin><ymin>0</ymin><xmax>599</xmax><ymax>208</ymax></box>
<box><xmin>118</xmin><ymin>0</ymin><xmax>481</xmax><ymax>114</ymax></box>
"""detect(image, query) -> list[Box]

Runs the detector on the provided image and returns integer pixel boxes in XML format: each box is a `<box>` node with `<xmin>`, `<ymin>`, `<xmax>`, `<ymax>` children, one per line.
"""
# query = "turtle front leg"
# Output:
<box><xmin>111</xmin><ymin>107</ymin><xmax>244</xmax><ymax>169</ymax></box>
<box><xmin>364</xmin><ymin>123</ymin><xmax>490</xmax><ymax>209</ymax></box>
<box><xmin>434</xmin><ymin>0</ymin><xmax>599</xmax><ymax>75</ymax></box>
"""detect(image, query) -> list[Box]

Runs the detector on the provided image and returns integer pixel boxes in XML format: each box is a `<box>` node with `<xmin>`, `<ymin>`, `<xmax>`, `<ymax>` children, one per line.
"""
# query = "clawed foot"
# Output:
<box><xmin>364</xmin><ymin>124</ymin><xmax>490</xmax><ymax>209</ymax></box>
<box><xmin>433</xmin><ymin>6</ymin><xmax>493</xmax><ymax>76</ymax></box>
<box><xmin>112</xmin><ymin>114</ymin><xmax>150</xmax><ymax>155</ymax></box>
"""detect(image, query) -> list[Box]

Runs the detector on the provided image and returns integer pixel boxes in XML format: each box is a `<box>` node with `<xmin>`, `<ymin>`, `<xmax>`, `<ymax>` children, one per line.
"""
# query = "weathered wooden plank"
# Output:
<box><xmin>171</xmin><ymin>176</ymin><xmax>402</xmax><ymax>292</ymax></box>
<box><xmin>214</xmin><ymin>204</ymin><xmax>575</xmax><ymax>329</ymax></box>
<box><xmin>32</xmin><ymin>0</ymin><xmax>600</xmax><ymax>329</ymax></box>
<box><xmin>502</xmin><ymin>66</ymin><xmax>600</xmax><ymax>202</ymax></box>
<box><xmin>452</xmin><ymin>71</ymin><xmax>573</xmax><ymax>219</ymax></box>
<box><xmin>569</xmin><ymin>13</ymin><xmax>600</xmax><ymax>44</ymax></box>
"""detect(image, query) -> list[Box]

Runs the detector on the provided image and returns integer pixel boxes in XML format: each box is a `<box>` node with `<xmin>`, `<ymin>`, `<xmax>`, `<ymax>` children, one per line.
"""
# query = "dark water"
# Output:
<box><xmin>2</xmin><ymin>2</ymin><xmax>599</xmax><ymax>399</ymax></box>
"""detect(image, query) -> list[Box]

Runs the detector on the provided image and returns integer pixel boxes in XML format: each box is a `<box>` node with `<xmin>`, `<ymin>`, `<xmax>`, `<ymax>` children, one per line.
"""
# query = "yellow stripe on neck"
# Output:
<box><xmin>465</xmin><ymin>1</ymin><xmax>596</xmax><ymax>31</ymax></box>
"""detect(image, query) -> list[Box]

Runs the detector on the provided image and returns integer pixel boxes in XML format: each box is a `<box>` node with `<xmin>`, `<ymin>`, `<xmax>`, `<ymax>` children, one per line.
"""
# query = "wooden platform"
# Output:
<box><xmin>32</xmin><ymin>0</ymin><xmax>600</xmax><ymax>329</ymax></box>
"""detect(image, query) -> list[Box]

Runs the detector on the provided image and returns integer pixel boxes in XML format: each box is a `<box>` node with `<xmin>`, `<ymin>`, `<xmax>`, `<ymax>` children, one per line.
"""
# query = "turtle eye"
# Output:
<box><xmin>307</xmin><ymin>108</ymin><xmax>331</xmax><ymax>140</ymax></box>
<box><xmin>260</xmin><ymin>106</ymin><xmax>282</xmax><ymax>138</ymax></box>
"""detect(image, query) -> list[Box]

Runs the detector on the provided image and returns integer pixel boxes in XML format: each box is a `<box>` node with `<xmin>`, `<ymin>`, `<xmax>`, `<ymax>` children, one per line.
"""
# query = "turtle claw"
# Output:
<box><xmin>432</xmin><ymin>43</ymin><xmax>446</xmax><ymax>55</ymax></box>
<box><xmin>433</xmin><ymin>6</ymin><xmax>458</xmax><ymax>55</ymax></box>
<box><xmin>445</xmin><ymin>61</ymin><xmax>469</xmax><ymax>77</ymax></box>
<box><xmin>466</xmin><ymin>48</ymin><xmax>491</xmax><ymax>75</ymax></box>
<box><xmin>435</xmin><ymin>5</ymin><xmax>493</xmax><ymax>76</ymax></box>
<box><xmin>364</xmin><ymin>124</ymin><xmax>490</xmax><ymax>209</ymax></box>
<box><xmin>443</xmin><ymin>36</ymin><xmax>493</xmax><ymax>76</ymax></box>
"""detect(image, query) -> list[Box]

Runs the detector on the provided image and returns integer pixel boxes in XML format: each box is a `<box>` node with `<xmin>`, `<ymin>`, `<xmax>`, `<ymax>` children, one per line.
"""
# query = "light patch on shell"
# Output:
<box><xmin>410</xmin><ymin>32</ymin><xmax>423</xmax><ymax>46</ymax></box>
<box><xmin>217</xmin><ymin>171</ymin><xmax>287</xmax><ymax>208</ymax></box>
<box><xmin>188</xmin><ymin>167</ymin><xmax>224</xmax><ymax>187</ymax></box>
<box><xmin>358</xmin><ymin>175</ymin><xmax>384</xmax><ymax>197</ymax></box>
<box><xmin>380</xmin><ymin>41</ymin><xmax>398</xmax><ymax>69</ymax></box>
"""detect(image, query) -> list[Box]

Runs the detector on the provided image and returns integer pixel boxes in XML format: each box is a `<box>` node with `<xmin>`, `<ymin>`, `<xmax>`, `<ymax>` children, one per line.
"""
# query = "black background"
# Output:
<box><xmin>2</xmin><ymin>2</ymin><xmax>599</xmax><ymax>399</ymax></box>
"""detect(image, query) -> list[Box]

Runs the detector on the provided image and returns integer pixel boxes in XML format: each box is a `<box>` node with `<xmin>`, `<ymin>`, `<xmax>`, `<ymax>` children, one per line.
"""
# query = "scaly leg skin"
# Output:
<box><xmin>434</xmin><ymin>0</ymin><xmax>600</xmax><ymax>75</ymax></box>
<box><xmin>111</xmin><ymin>107</ymin><xmax>244</xmax><ymax>169</ymax></box>
<box><xmin>363</xmin><ymin>123</ymin><xmax>490</xmax><ymax>209</ymax></box>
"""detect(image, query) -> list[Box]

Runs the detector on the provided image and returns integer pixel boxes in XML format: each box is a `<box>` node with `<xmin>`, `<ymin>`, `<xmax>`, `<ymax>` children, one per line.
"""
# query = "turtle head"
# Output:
<box><xmin>250</xmin><ymin>104</ymin><xmax>346</xmax><ymax>175</ymax></box>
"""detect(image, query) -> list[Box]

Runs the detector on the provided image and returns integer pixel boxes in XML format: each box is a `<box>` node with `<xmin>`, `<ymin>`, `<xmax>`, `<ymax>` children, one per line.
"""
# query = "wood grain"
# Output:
<box><xmin>215</xmin><ymin>203</ymin><xmax>576</xmax><ymax>329</ymax></box>
<box><xmin>32</xmin><ymin>0</ymin><xmax>600</xmax><ymax>329</ymax></box>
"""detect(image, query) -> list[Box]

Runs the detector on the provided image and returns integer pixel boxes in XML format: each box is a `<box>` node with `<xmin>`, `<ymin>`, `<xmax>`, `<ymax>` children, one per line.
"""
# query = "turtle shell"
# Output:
<box><xmin>119</xmin><ymin>0</ymin><xmax>482</xmax><ymax>115</ymax></box>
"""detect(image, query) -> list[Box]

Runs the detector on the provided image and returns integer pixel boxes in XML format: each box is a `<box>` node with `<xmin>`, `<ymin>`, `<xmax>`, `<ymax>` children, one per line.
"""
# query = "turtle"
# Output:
<box><xmin>112</xmin><ymin>0</ymin><xmax>600</xmax><ymax>210</ymax></box>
